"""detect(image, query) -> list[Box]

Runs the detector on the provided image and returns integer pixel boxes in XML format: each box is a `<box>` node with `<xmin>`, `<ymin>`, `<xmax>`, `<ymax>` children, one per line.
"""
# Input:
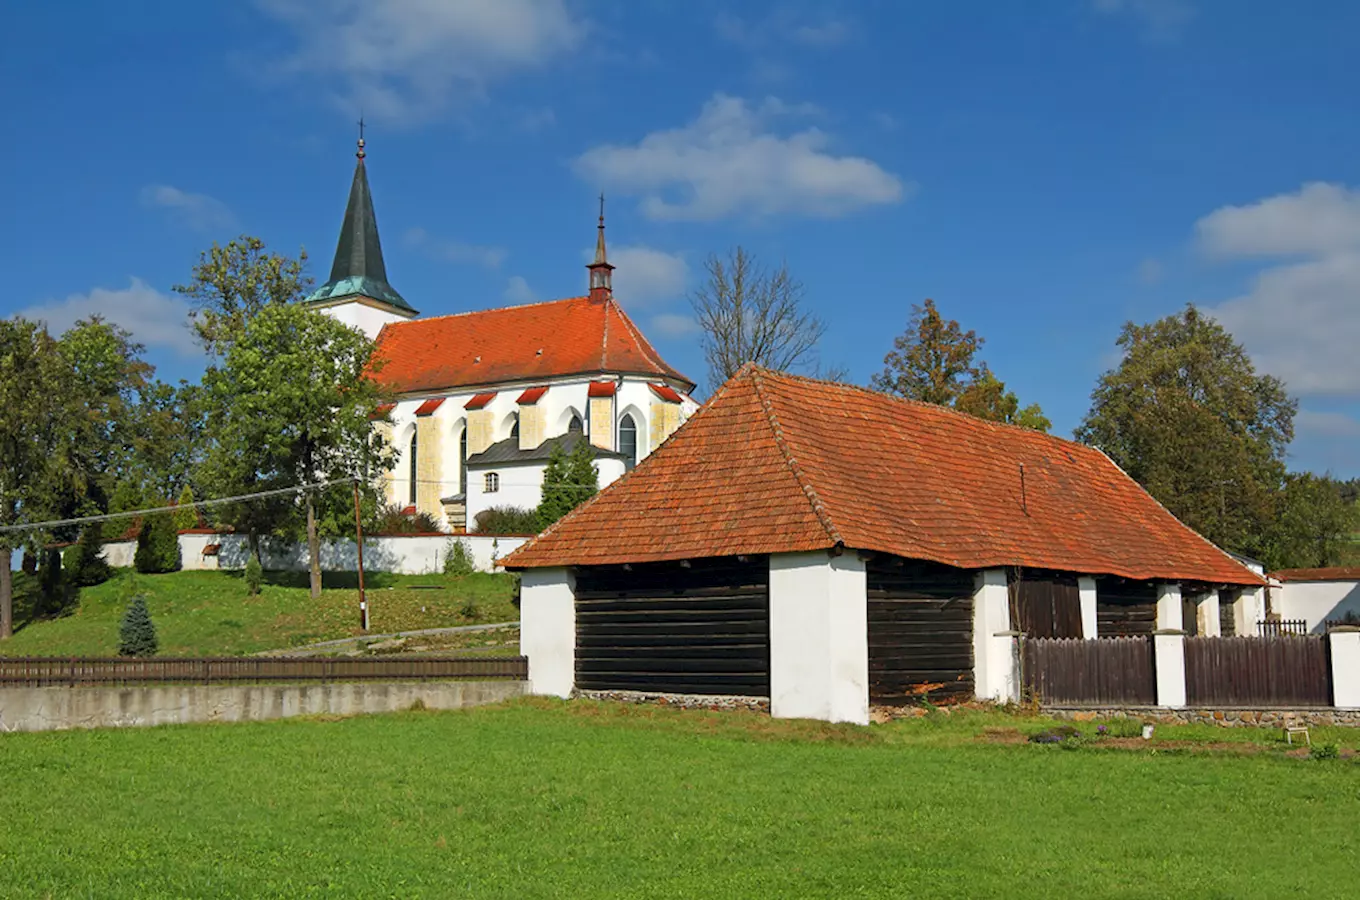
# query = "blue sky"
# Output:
<box><xmin>5</xmin><ymin>1</ymin><xmax>1359</xmax><ymax>476</ymax></box>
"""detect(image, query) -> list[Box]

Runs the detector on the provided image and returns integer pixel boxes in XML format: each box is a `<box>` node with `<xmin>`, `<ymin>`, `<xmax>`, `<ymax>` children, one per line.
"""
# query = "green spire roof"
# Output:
<box><xmin>305</xmin><ymin>141</ymin><xmax>417</xmax><ymax>314</ymax></box>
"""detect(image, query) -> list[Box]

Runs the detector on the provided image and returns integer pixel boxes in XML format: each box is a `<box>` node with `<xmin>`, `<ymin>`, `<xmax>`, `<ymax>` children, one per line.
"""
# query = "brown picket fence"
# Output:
<box><xmin>1184</xmin><ymin>637</ymin><xmax>1330</xmax><ymax>706</ymax></box>
<box><xmin>0</xmin><ymin>655</ymin><xmax>527</xmax><ymax>687</ymax></box>
<box><xmin>1022</xmin><ymin>636</ymin><xmax>1156</xmax><ymax>705</ymax></box>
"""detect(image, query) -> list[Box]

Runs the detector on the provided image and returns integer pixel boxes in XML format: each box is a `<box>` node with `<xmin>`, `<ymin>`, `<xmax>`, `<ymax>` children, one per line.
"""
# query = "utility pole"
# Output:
<box><xmin>352</xmin><ymin>479</ymin><xmax>369</xmax><ymax>631</ymax></box>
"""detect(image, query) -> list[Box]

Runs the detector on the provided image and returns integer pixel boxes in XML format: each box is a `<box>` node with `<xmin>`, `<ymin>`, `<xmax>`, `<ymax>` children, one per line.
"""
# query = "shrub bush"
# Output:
<box><xmin>443</xmin><ymin>538</ymin><xmax>475</xmax><ymax>575</ymax></box>
<box><xmin>244</xmin><ymin>553</ymin><xmax>264</xmax><ymax>596</ymax></box>
<box><xmin>134</xmin><ymin>514</ymin><xmax>181</xmax><ymax>574</ymax></box>
<box><xmin>473</xmin><ymin>505</ymin><xmax>540</xmax><ymax>536</ymax></box>
<box><xmin>1311</xmin><ymin>742</ymin><xmax>1340</xmax><ymax>761</ymax></box>
<box><xmin>173</xmin><ymin>485</ymin><xmax>199</xmax><ymax>531</ymax></box>
<box><xmin>369</xmin><ymin>503</ymin><xmax>443</xmax><ymax>535</ymax></box>
<box><xmin>118</xmin><ymin>596</ymin><xmax>159</xmax><ymax>657</ymax></box>
<box><xmin>63</xmin><ymin>522</ymin><xmax>113</xmax><ymax>587</ymax></box>
<box><xmin>35</xmin><ymin>549</ymin><xmax>77</xmax><ymax>618</ymax></box>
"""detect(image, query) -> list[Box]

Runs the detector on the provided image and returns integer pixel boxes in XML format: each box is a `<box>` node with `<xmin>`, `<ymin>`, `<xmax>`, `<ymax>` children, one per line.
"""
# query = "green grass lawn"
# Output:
<box><xmin>2</xmin><ymin>569</ymin><xmax>519</xmax><ymax>657</ymax></box>
<box><xmin>1</xmin><ymin>700</ymin><xmax>1358</xmax><ymax>898</ymax></box>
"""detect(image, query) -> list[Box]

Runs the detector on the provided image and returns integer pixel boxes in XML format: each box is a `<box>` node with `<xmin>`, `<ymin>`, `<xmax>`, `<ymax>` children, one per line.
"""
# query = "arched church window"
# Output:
<box><xmin>509</xmin><ymin>413</ymin><xmax>520</xmax><ymax>441</ymax></box>
<box><xmin>568</xmin><ymin>414</ymin><xmax>584</xmax><ymax>434</ymax></box>
<box><xmin>619</xmin><ymin>414</ymin><xmax>638</xmax><ymax>470</ymax></box>
<box><xmin>408</xmin><ymin>431</ymin><xmax>418</xmax><ymax>507</ymax></box>
<box><xmin>459</xmin><ymin>427</ymin><xmax>468</xmax><ymax>495</ymax></box>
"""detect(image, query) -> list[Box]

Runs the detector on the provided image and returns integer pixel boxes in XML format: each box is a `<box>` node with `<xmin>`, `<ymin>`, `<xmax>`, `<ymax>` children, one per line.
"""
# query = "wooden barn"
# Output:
<box><xmin>504</xmin><ymin>365</ymin><xmax>1264</xmax><ymax>724</ymax></box>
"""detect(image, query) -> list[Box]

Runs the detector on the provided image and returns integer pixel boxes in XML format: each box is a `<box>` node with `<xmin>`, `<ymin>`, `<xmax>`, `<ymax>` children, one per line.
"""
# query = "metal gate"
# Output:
<box><xmin>573</xmin><ymin>557</ymin><xmax>770</xmax><ymax>696</ymax></box>
<box><xmin>867</xmin><ymin>559</ymin><xmax>975</xmax><ymax>703</ymax></box>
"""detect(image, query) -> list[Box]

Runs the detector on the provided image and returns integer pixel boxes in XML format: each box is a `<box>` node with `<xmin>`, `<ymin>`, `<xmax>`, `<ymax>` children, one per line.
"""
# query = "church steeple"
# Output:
<box><xmin>304</xmin><ymin>124</ymin><xmax>417</xmax><ymax>317</ymax></box>
<box><xmin>587</xmin><ymin>194</ymin><xmax>614</xmax><ymax>302</ymax></box>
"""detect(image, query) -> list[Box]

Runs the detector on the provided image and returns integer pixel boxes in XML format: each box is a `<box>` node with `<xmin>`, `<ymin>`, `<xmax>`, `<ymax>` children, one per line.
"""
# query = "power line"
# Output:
<box><xmin>0</xmin><ymin>478</ymin><xmax>352</xmax><ymax>536</ymax></box>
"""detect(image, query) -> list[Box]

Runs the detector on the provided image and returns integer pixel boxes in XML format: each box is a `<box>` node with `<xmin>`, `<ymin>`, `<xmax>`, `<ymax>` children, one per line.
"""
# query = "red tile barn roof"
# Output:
<box><xmin>369</xmin><ymin>295</ymin><xmax>693</xmax><ymax>395</ymax></box>
<box><xmin>1272</xmin><ymin>567</ymin><xmax>1360</xmax><ymax>583</ymax></box>
<box><xmin>503</xmin><ymin>366</ymin><xmax>1264</xmax><ymax>585</ymax></box>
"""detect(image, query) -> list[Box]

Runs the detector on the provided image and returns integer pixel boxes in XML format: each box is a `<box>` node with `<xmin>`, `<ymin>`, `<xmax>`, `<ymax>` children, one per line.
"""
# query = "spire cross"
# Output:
<box><xmin>598</xmin><ymin>193</ymin><xmax>605</xmax><ymax>227</ymax></box>
<box><xmin>356</xmin><ymin>115</ymin><xmax>367</xmax><ymax>159</ymax></box>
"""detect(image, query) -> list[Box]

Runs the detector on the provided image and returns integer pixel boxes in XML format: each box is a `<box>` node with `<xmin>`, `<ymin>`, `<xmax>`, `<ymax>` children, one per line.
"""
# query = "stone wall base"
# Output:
<box><xmin>1045</xmin><ymin>706</ymin><xmax>1360</xmax><ymax>728</ymax></box>
<box><xmin>0</xmin><ymin>680</ymin><xmax>524</xmax><ymax>733</ymax></box>
<box><xmin>575</xmin><ymin>689</ymin><xmax>770</xmax><ymax>713</ymax></box>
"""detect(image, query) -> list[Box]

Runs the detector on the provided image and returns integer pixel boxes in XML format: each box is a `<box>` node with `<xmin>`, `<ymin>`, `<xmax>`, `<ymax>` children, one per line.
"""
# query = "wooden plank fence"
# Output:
<box><xmin>0</xmin><ymin>655</ymin><xmax>527</xmax><ymax>688</ymax></box>
<box><xmin>1023</xmin><ymin>636</ymin><xmax>1156</xmax><ymax>705</ymax></box>
<box><xmin>1184</xmin><ymin>637</ymin><xmax>1330</xmax><ymax>706</ymax></box>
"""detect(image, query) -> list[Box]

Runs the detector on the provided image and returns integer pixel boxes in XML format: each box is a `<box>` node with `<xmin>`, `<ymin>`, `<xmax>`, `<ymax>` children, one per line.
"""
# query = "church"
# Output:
<box><xmin>304</xmin><ymin>137</ymin><xmax>698</xmax><ymax>532</ymax></box>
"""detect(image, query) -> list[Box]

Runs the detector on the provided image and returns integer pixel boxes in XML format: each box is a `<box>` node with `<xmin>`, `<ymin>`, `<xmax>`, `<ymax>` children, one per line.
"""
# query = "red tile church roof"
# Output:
<box><xmin>504</xmin><ymin>365</ymin><xmax>1263</xmax><ymax>586</ymax></box>
<box><xmin>370</xmin><ymin>296</ymin><xmax>693</xmax><ymax>395</ymax></box>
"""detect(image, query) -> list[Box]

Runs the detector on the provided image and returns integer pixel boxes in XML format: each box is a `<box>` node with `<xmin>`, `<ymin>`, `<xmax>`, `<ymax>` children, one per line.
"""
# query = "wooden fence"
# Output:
<box><xmin>1257</xmin><ymin>619</ymin><xmax>1309</xmax><ymax>637</ymax></box>
<box><xmin>1184</xmin><ymin>637</ymin><xmax>1330</xmax><ymax>706</ymax></box>
<box><xmin>1023</xmin><ymin>636</ymin><xmax>1156</xmax><ymax>705</ymax></box>
<box><xmin>0</xmin><ymin>655</ymin><xmax>527</xmax><ymax>688</ymax></box>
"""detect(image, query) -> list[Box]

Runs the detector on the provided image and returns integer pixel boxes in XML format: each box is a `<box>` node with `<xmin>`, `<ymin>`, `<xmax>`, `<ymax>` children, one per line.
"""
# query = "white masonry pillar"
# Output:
<box><xmin>768</xmin><ymin>552</ymin><xmax>869</xmax><ymax>725</ymax></box>
<box><xmin>1330</xmin><ymin>627</ymin><xmax>1360</xmax><ymax>708</ymax></box>
<box><xmin>1078</xmin><ymin>576</ymin><xmax>1099</xmax><ymax>639</ymax></box>
<box><xmin>973</xmin><ymin>569</ymin><xmax>1017</xmax><ymax>703</ymax></box>
<box><xmin>519</xmin><ymin>567</ymin><xmax>576</xmax><ymax>698</ymax></box>
<box><xmin>1153</xmin><ymin>583</ymin><xmax>1186</xmax><ymax>708</ymax></box>
<box><xmin>1234</xmin><ymin>587</ymin><xmax>1264</xmax><ymax>637</ymax></box>
<box><xmin>1197</xmin><ymin>591</ymin><xmax>1222</xmax><ymax>637</ymax></box>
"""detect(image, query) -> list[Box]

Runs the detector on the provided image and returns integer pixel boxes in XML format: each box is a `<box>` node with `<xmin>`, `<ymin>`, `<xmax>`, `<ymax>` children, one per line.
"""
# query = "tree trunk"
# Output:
<box><xmin>0</xmin><ymin>546</ymin><xmax>13</xmax><ymax>640</ymax></box>
<box><xmin>306</xmin><ymin>492</ymin><xmax>321</xmax><ymax>600</ymax></box>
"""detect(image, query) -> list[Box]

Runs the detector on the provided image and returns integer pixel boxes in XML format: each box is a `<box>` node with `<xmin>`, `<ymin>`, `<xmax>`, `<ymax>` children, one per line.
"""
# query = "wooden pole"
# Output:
<box><xmin>352</xmin><ymin>479</ymin><xmax>369</xmax><ymax>631</ymax></box>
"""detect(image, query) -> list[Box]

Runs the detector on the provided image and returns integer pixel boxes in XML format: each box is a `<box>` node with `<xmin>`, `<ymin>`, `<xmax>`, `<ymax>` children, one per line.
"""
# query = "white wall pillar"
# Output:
<box><xmin>768</xmin><ymin>552</ymin><xmax>869</xmax><ymax>725</ymax></box>
<box><xmin>1153</xmin><ymin>633</ymin><xmax>1187</xmax><ymax>708</ymax></box>
<box><xmin>1197</xmin><ymin>591</ymin><xmax>1222</xmax><ymax>637</ymax></box>
<box><xmin>1155</xmin><ymin>583</ymin><xmax>1183</xmax><ymax>631</ymax></box>
<box><xmin>1330</xmin><ymin>629</ymin><xmax>1360</xmax><ymax>708</ymax></box>
<box><xmin>1078</xmin><ymin>576</ymin><xmax>1098</xmax><ymax>639</ymax></box>
<box><xmin>1234</xmin><ymin>587</ymin><xmax>1263</xmax><ymax>637</ymax></box>
<box><xmin>519</xmin><ymin>567</ymin><xmax>576</xmax><ymax>698</ymax></box>
<box><xmin>973</xmin><ymin>569</ymin><xmax>1017</xmax><ymax>702</ymax></box>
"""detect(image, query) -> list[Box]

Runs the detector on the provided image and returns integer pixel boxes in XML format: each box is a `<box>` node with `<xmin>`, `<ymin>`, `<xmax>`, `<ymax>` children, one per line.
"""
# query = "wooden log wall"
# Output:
<box><xmin>573</xmin><ymin>557</ymin><xmax>770</xmax><ymax>697</ymax></box>
<box><xmin>1096</xmin><ymin>582</ymin><xmax>1157</xmax><ymax>637</ymax></box>
<box><xmin>1013</xmin><ymin>574</ymin><xmax>1082</xmax><ymax>639</ymax></box>
<box><xmin>867</xmin><ymin>559</ymin><xmax>975</xmax><ymax>704</ymax></box>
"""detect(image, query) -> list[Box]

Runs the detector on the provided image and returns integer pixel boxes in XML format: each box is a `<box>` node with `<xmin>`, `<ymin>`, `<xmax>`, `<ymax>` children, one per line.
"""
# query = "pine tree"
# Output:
<box><xmin>244</xmin><ymin>552</ymin><xmax>263</xmax><ymax>596</ymax></box>
<box><xmin>64</xmin><ymin>521</ymin><xmax>113</xmax><ymax>587</ymax></box>
<box><xmin>118</xmin><ymin>595</ymin><xmax>158</xmax><ymax>657</ymax></box>
<box><xmin>174</xmin><ymin>485</ymin><xmax>199</xmax><ymax>531</ymax></box>
<box><xmin>134</xmin><ymin>513</ymin><xmax>181</xmax><ymax>574</ymax></box>
<box><xmin>536</xmin><ymin>439</ymin><xmax>599</xmax><ymax>530</ymax></box>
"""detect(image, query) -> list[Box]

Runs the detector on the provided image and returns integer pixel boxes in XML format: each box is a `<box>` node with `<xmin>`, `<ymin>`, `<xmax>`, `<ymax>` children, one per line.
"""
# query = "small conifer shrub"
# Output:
<box><xmin>64</xmin><ymin>522</ymin><xmax>113</xmax><ymax>587</ymax></box>
<box><xmin>118</xmin><ymin>596</ymin><xmax>159</xmax><ymax>657</ymax></box>
<box><xmin>443</xmin><ymin>538</ymin><xmax>475</xmax><ymax>575</ymax></box>
<box><xmin>244</xmin><ymin>553</ymin><xmax>264</xmax><ymax>596</ymax></box>
<box><xmin>173</xmin><ymin>485</ymin><xmax>199</xmax><ymax>531</ymax></box>
<box><xmin>134</xmin><ymin>513</ymin><xmax>181</xmax><ymax>574</ymax></box>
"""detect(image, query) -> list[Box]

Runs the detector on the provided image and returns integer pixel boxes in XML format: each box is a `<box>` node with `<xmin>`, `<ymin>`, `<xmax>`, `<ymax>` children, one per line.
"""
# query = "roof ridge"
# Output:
<box><xmin>599</xmin><ymin>297</ymin><xmax>610</xmax><ymax>370</ymax></box>
<box><xmin>382</xmin><ymin>295</ymin><xmax>592</xmax><ymax>328</ymax></box>
<box><xmin>747</xmin><ymin>367</ymin><xmax>845</xmax><ymax>548</ymax></box>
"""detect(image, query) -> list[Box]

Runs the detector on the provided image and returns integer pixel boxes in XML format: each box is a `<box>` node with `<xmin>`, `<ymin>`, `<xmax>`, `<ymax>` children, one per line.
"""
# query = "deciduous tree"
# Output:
<box><xmin>1263</xmin><ymin>474</ymin><xmax>1360</xmax><ymax>570</ymax></box>
<box><xmin>689</xmin><ymin>247</ymin><xmax>828</xmax><ymax>392</ymax></box>
<box><xmin>1076</xmin><ymin>304</ymin><xmax>1295</xmax><ymax>558</ymax></box>
<box><xmin>201</xmin><ymin>303</ymin><xmax>387</xmax><ymax>599</ymax></box>
<box><xmin>174</xmin><ymin>235</ymin><xmax>312</xmax><ymax>357</ymax></box>
<box><xmin>872</xmin><ymin>299</ymin><xmax>1050</xmax><ymax>430</ymax></box>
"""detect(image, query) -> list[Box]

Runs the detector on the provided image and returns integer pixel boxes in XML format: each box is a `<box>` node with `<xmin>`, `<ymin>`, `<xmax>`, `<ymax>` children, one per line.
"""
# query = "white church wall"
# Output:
<box><xmin>467</xmin><ymin>462</ymin><xmax>547</xmax><ymax>527</ymax></box>
<box><xmin>319</xmin><ymin>302</ymin><xmax>411</xmax><ymax>341</ymax></box>
<box><xmin>174</xmin><ymin>533</ymin><xmax>526</xmax><ymax>575</ymax></box>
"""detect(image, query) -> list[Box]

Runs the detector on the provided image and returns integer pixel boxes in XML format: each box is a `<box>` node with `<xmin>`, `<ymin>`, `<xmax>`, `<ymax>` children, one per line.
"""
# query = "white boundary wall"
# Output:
<box><xmin>101</xmin><ymin>533</ymin><xmax>527</xmax><ymax>575</ymax></box>
<box><xmin>1274</xmin><ymin>579</ymin><xmax>1360</xmax><ymax>633</ymax></box>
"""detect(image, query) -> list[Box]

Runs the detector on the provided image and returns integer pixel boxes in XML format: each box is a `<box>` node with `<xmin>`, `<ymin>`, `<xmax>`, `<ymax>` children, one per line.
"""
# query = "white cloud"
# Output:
<box><xmin>255</xmin><ymin>0</ymin><xmax>584</xmax><ymax>124</ymax></box>
<box><xmin>1196</xmin><ymin>182</ymin><xmax>1360</xmax><ymax>259</ymax></box>
<box><xmin>650</xmin><ymin>312</ymin><xmax>700</xmax><ymax>339</ymax></box>
<box><xmin>1138</xmin><ymin>257</ymin><xmax>1164</xmax><ymax>284</ymax></box>
<box><xmin>574</xmin><ymin>94</ymin><xmax>906</xmax><ymax>221</ymax></box>
<box><xmin>139</xmin><ymin>185</ymin><xmax>235</xmax><ymax>232</ymax></box>
<box><xmin>17</xmin><ymin>278</ymin><xmax>198</xmax><ymax>357</ymax></box>
<box><xmin>791</xmin><ymin>20</ymin><xmax>852</xmax><ymax>47</ymax></box>
<box><xmin>502</xmin><ymin>275</ymin><xmax>537</xmax><ymax>305</ymax></box>
<box><xmin>715</xmin><ymin>11</ymin><xmax>852</xmax><ymax>49</ymax></box>
<box><xmin>405</xmin><ymin>227</ymin><xmax>506</xmax><ymax>268</ymax></box>
<box><xmin>1206</xmin><ymin>251</ymin><xmax>1360</xmax><ymax>397</ymax></box>
<box><xmin>1196</xmin><ymin>183</ymin><xmax>1360</xmax><ymax>402</ymax></box>
<box><xmin>1092</xmin><ymin>0</ymin><xmax>1194</xmax><ymax>41</ymax></box>
<box><xmin>581</xmin><ymin>244</ymin><xmax>687</xmax><ymax>307</ymax></box>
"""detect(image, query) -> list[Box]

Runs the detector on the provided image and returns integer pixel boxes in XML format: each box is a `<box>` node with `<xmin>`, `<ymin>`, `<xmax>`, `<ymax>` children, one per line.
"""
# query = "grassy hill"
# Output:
<box><xmin>1</xmin><ymin>569</ymin><xmax>519</xmax><ymax>657</ymax></box>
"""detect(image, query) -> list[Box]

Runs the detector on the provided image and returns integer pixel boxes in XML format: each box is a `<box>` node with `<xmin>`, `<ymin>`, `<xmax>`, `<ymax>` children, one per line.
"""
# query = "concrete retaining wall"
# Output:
<box><xmin>0</xmin><ymin>679</ymin><xmax>524</xmax><ymax>733</ymax></box>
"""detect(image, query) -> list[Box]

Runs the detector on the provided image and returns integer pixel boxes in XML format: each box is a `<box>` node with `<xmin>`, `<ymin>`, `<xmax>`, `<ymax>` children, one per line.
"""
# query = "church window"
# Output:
<box><xmin>459</xmin><ymin>427</ymin><xmax>468</xmax><ymax>495</ymax></box>
<box><xmin>568</xmin><ymin>414</ymin><xmax>584</xmax><ymax>434</ymax></box>
<box><xmin>619</xmin><ymin>414</ymin><xmax>638</xmax><ymax>470</ymax></box>
<box><xmin>509</xmin><ymin>413</ymin><xmax>520</xmax><ymax>441</ymax></box>
<box><xmin>407</xmin><ymin>432</ymin><xmax>418</xmax><ymax>507</ymax></box>
<box><xmin>485</xmin><ymin>472</ymin><xmax>500</xmax><ymax>493</ymax></box>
